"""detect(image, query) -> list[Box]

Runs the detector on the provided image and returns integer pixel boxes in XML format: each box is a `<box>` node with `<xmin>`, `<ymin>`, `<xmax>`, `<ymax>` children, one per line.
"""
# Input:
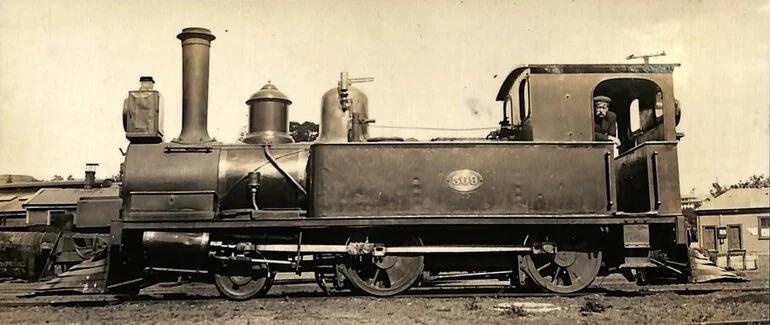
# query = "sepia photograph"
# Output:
<box><xmin>0</xmin><ymin>0</ymin><xmax>768</xmax><ymax>324</ymax></box>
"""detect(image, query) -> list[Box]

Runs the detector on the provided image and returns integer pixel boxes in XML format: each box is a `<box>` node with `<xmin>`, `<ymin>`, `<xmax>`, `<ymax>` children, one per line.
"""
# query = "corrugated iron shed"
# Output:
<box><xmin>0</xmin><ymin>191</ymin><xmax>38</xmax><ymax>216</ymax></box>
<box><xmin>22</xmin><ymin>187</ymin><xmax>119</xmax><ymax>209</ymax></box>
<box><xmin>696</xmin><ymin>188</ymin><xmax>770</xmax><ymax>212</ymax></box>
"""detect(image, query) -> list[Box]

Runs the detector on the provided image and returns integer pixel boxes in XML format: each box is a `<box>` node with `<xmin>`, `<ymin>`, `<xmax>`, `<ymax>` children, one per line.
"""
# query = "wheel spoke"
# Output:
<box><xmin>552</xmin><ymin>266</ymin><xmax>562</xmax><ymax>284</ymax></box>
<box><xmin>381</xmin><ymin>269</ymin><xmax>393</xmax><ymax>288</ymax></box>
<box><xmin>566</xmin><ymin>266</ymin><xmax>579</xmax><ymax>285</ymax></box>
<box><xmin>368</xmin><ymin>268</ymin><xmax>381</xmax><ymax>286</ymax></box>
<box><xmin>537</xmin><ymin>261</ymin><xmax>552</xmax><ymax>272</ymax></box>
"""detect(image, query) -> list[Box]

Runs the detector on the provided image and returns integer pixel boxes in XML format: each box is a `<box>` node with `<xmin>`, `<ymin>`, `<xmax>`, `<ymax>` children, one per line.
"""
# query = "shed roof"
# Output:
<box><xmin>696</xmin><ymin>188</ymin><xmax>770</xmax><ymax>212</ymax></box>
<box><xmin>23</xmin><ymin>187</ymin><xmax>119</xmax><ymax>208</ymax></box>
<box><xmin>0</xmin><ymin>191</ymin><xmax>38</xmax><ymax>215</ymax></box>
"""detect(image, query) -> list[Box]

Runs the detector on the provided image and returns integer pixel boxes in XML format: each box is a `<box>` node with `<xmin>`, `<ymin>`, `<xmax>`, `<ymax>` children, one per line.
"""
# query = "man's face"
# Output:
<box><xmin>595</xmin><ymin>102</ymin><xmax>609</xmax><ymax>118</ymax></box>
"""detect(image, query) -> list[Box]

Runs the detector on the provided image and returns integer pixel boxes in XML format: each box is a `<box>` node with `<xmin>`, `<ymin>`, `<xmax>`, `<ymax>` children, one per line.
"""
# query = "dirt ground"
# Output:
<box><xmin>0</xmin><ymin>264</ymin><xmax>767</xmax><ymax>325</ymax></box>
<box><xmin>0</xmin><ymin>289</ymin><xmax>767</xmax><ymax>325</ymax></box>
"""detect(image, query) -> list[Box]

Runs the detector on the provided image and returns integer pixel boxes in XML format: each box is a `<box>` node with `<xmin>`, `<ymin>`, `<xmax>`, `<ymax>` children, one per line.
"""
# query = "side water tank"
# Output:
<box><xmin>317</xmin><ymin>86</ymin><xmax>369</xmax><ymax>143</ymax></box>
<box><xmin>242</xmin><ymin>83</ymin><xmax>294</xmax><ymax>145</ymax></box>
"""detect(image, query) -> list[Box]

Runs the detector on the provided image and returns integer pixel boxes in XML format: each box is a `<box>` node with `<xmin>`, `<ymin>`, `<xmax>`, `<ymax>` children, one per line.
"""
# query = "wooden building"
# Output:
<box><xmin>0</xmin><ymin>176</ymin><xmax>115</xmax><ymax>230</ymax></box>
<box><xmin>696</xmin><ymin>188</ymin><xmax>770</xmax><ymax>270</ymax></box>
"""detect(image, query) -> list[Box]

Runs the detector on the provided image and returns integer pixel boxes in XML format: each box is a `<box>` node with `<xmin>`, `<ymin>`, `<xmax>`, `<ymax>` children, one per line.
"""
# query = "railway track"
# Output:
<box><xmin>0</xmin><ymin>279</ymin><xmax>766</xmax><ymax>308</ymax></box>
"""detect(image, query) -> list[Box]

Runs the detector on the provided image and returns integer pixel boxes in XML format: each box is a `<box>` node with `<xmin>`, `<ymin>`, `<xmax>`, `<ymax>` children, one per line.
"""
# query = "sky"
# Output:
<box><xmin>0</xmin><ymin>0</ymin><xmax>768</xmax><ymax>196</ymax></box>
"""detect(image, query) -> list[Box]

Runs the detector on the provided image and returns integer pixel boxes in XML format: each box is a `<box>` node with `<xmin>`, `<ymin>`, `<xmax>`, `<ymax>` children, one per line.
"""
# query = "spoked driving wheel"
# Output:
<box><xmin>523</xmin><ymin>242</ymin><xmax>602</xmax><ymax>294</ymax></box>
<box><xmin>344</xmin><ymin>237</ymin><xmax>425</xmax><ymax>297</ymax></box>
<box><xmin>214</xmin><ymin>261</ymin><xmax>275</xmax><ymax>301</ymax></box>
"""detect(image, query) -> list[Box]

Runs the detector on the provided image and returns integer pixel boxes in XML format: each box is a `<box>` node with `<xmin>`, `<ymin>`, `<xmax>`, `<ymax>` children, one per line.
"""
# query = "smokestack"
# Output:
<box><xmin>172</xmin><ymin>27</ymin><xmax>216</xmax><ymax>144</ymax></box>
<box><xmin>84</xmin><ymin>163</ymin><xmax>98</xmax><ymax>189</ymax></box>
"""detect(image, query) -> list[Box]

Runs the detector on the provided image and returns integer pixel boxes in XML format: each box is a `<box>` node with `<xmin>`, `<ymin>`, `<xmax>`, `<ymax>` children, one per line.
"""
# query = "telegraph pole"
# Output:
<box><xmin>626</xmin><ymin>51</ymin><xmax>666</xmax><ymax>64</ymax></box>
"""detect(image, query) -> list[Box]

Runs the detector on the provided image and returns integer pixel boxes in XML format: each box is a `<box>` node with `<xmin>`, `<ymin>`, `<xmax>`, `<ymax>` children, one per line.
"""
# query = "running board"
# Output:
<box><xmin>250</xmin><ymin>244</ymin><xmax>533</xmax><ymax>255</ymax></box>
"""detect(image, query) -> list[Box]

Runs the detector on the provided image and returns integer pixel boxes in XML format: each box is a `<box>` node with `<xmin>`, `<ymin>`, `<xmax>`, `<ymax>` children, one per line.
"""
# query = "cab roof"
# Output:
<box><xmin>496</xmin><ymin>64</ymin><xmax>681</xmax><ymax>101</ymax></box>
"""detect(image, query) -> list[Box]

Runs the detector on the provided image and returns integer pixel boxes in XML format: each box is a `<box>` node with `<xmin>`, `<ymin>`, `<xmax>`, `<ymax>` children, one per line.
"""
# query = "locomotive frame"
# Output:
<box><xmin>64</xmin><ymin>27</ymin><xmax>691</xmax><ymax>300</ymax></box>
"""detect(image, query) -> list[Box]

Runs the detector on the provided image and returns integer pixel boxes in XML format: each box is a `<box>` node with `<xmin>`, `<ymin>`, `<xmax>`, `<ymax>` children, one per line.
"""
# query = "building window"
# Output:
<box><xmin>759</xmin><ymin>216</ymin><xmax>770</xmax><ymax>240</ymax></box>
<box><xmin>46</xmin><ymin>210</ymin><xmax>67</xmax><ymax>225</ymax></box>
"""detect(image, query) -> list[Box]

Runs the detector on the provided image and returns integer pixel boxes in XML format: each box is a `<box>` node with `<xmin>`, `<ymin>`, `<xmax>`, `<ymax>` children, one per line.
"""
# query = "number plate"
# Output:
<box><xmin>446</xmin><ymin>169</ymin><xmax>484</xmax><ymax>192</ymax></box>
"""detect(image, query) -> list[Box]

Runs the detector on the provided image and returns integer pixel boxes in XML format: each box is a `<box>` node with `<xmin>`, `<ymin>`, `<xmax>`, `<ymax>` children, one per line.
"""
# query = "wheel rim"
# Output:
<box><xmin>344</xmin><ymin>238</ymin><xmax>424</xmax><ymax>297</ymax></box>
<box><xmin>523</xmin><ymin>247</ymin><xmax>602</xmax><ymax>294</ymax></box>
<box><xmin>214</xmin><ymin>262</ymin><xmax>273</xmax><ymax>301</ymax></box>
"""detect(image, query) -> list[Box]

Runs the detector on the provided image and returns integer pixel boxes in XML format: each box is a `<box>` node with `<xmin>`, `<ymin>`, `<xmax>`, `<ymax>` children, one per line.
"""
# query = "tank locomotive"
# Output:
<box><xmin>88</xmin><ymin>27</ymin><xmax>691</xmax><ymax>300</ymax></box>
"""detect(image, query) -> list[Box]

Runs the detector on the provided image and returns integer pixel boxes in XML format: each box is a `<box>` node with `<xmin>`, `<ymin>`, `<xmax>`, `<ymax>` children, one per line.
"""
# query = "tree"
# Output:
<box><xmin>710</xmin><ymin>182</ymin><xmax>728</xmax><ymax>198</ymax></box>
<box><xmin>50</xmin><ymin>175</ymin><xmax>63</xmax><ymax>181</ymax></box>
<box><xmin>710</xmin><ymin>174</ymin><xmax>770</xmax><ymax>198</ymax></box>
<box><xmin>289</xmin><ymin>121</ymin><xmax>319</xmax><ymax>142</ymax></box>
<box><xmin>67</xmin><ymin>175</ymin><xmax>74</xmax><ymax>180</ymax></box>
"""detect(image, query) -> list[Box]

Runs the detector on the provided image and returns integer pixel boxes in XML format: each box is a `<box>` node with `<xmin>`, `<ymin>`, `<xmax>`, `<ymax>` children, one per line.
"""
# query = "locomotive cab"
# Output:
<box><xmin>494</xmin><ymin>64</ymin><xmax>681</xmax><ymax>144</ymax></box>
<box><xmin>495</xmin><ymin>64</ymin><xmax>684</xmax><ymax>213</ymax></box>
<box><xmin>495</xmin><ymin>64</ymin><xmax>689</xmax><ymax>276</ymax></box>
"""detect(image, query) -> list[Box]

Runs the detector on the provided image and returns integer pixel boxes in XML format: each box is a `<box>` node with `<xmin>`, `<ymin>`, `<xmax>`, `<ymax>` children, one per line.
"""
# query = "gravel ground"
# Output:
<box><xmin>0</xmin><ymin>289</ymin><xmax>767</xmax><ymax>325</ymax></box>
<box><xmin>0</xmin><ymin>262</ymin><xmax>767</xmax><ymax>324</ymax></box>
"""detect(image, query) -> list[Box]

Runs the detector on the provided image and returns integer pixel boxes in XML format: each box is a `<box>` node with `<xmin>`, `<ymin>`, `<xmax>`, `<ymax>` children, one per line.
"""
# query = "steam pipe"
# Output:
<box><xmin>264</xmin><ymin>145</ymin><xmax>308</xmax><ymax>197</ymax></box>
<box><xmin>173</xmin><ymin>27</ymin><xmax>216</xmax><ymax>144</ymax></box>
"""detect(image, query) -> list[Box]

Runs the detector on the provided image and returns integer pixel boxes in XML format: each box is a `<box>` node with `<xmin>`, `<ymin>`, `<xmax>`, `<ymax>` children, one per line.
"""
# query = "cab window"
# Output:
<box><xmin>593</xmin><ymin>78</ymin><xmax>665</xmax><ymax>153</ymax></box>
<box><xmin>518</xmin><ymin>78</ymin><xmax>531</xmax><ymax>122</ymax></box>
<box><xmin>506</xmin><ymin>78</ymin><xmax>531</xmax><ymax>126</ymax></box>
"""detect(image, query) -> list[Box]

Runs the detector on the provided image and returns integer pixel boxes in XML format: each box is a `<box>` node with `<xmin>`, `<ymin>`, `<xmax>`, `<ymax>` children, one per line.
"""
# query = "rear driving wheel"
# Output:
<box><xmin>344</xmin><ymin>237</ymin><xmax>424</xmax><ymax>297</ymax></box>
<box><xmin>523</xmin><ymin>241</ymin><xmax>602</xmax><ymax>294</ymax></box>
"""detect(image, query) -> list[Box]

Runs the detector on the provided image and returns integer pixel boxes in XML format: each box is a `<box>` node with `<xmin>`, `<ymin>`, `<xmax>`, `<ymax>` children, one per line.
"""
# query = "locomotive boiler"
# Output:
<box><xmin>53</xmin><ymin>27</ymin><xmax>695</xmax><ymax>300</ymax></box>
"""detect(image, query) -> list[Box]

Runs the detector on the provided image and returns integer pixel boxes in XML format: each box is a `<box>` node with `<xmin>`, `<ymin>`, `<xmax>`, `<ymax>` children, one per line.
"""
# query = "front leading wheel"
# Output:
<box><xmin>213</xmin><ymin>261</ymin><xmax>274</xmax><ymax>301</ymax></box>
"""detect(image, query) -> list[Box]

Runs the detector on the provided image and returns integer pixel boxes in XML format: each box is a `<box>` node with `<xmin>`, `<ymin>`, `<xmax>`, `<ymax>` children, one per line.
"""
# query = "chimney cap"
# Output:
<box><xmin>85</xmin><ymin>163</ymin><xmax>99</xmax><ymax>173</ymax></box>
<box><xmin>177</xmin><ymin>27</ymin><xmax>216</xmax><ymax>42</ymax></box>
<box><xmin>140</xmin><ymin>76</ymin><xmax>155</xmax><ymax>83</ymax></box>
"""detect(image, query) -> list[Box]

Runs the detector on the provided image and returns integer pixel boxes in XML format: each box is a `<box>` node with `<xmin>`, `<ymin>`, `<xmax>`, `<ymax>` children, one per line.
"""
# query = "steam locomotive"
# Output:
<box><xmin>44</xmin><ymin>27</ymin><xmax>692</xmax><ymax>300</ymax></box>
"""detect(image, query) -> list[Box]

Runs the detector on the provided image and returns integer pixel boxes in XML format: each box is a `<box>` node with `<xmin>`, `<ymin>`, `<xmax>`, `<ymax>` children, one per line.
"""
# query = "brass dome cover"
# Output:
<box><xmin>246</xmin><ymin>83</ymin><xmax>292</xmax><ymax>104</ymax></box>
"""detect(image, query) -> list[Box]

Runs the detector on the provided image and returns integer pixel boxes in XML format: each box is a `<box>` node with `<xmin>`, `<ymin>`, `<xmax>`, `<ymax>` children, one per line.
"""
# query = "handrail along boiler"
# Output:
<box><xmin>101</xmin><ymin>27</ymin><xmax>690</xmax><ymax>299</ymax></box>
